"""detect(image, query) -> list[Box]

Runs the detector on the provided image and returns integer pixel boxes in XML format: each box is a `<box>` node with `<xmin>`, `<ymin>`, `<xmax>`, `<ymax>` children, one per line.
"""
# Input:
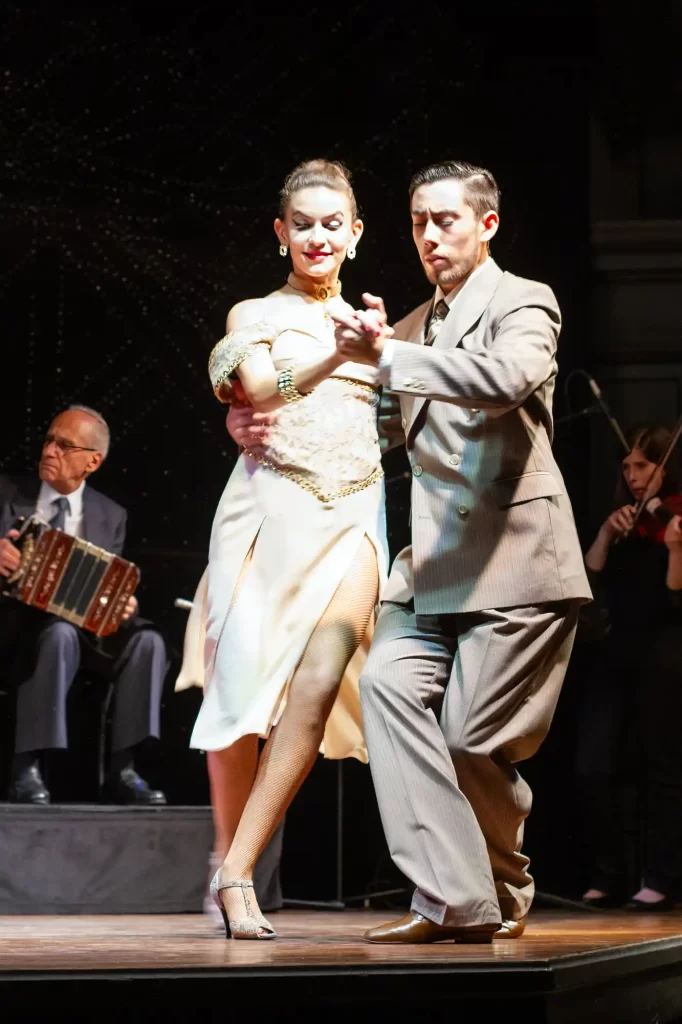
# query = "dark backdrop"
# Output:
<box><xmin>1</xmin><ymin>5</ymin><xmax>594</xmax><ymax>902</ymax></box>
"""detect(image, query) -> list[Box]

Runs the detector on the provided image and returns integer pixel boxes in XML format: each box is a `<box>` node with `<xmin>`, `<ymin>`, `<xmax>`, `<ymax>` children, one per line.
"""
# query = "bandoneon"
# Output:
<box><xmin>2</xmin><ymin>517</ymin><xmax>140</xmax><ymax>637</ymax></box>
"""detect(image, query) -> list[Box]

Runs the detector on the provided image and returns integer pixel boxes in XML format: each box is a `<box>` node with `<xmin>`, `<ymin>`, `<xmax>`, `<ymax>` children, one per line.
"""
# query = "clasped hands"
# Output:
<box><xmin>332</xmin><ymin>293</ymin><xmax>393</xmax><ymax>366</ymax></box>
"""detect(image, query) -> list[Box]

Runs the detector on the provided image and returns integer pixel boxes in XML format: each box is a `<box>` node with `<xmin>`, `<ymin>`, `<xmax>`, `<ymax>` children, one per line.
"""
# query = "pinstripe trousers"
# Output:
<box><xmin>359</xmin><ymin>598</ymin><xmax>580</xmax><ymax>926</ymax></box>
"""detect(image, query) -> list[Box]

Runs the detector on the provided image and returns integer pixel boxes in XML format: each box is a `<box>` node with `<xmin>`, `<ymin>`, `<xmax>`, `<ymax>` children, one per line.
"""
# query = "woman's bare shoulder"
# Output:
<box><xmin>225</xmin><ymin>298</ymin><xmax>270</xmax><ymax>332</ymax></box>
<box><xmin>225</xmin><ymin>290</ymin><xmax>290</xmax><ymax>332</ymax></box>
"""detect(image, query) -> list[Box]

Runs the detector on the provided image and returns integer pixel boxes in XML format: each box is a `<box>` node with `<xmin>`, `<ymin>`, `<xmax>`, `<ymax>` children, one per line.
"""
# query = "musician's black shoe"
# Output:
<box><xmin>8</xmin><ymin>764</ymin><xmax>50</xmax><ymax>805</ymax></box>
<box><xmin>625</xmin><ymin>894</ymin><xmax>677</xmax><ymax>912</ymax></box>
<box><xmin>101</xmin><ymin>767</ymin><xmax>167</xmax><ymax>806</ymax></box>
<box><xmin>581</xmin><ymin>893</ymin><xmax>625</xmax><ymax>910</ymax></box>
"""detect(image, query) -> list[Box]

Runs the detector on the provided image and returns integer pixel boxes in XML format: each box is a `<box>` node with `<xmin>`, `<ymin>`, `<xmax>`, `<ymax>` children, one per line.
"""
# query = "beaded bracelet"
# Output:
<box><xmin>277</xmin><ymin>367</ymin><xmax>304</xmax><ymax>403</ymax></box>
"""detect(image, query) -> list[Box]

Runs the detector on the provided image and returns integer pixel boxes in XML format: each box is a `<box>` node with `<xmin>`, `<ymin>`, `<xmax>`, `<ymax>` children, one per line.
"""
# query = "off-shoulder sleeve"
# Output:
<box><xmin>208</xmin><ymin>321</ymin><xmax>276</xmax><ymax>403</ymax></box>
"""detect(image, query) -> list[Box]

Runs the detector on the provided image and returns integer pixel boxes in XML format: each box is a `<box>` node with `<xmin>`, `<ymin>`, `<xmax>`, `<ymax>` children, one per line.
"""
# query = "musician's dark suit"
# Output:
<box><xmin>0</xmin><ymin>474</ymin><xmax>167</xmax><ymax>760</ymax></box>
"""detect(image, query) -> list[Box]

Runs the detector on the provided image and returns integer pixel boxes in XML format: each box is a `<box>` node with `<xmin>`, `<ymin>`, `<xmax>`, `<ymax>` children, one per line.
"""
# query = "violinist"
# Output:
<box><xmin>576</xmin><ymin>424</ymin><xmax>682</xmax><ymax>910</ymax></box>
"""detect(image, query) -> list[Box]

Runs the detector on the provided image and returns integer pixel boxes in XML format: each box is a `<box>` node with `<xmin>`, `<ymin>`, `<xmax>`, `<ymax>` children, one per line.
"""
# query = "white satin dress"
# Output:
<box><xmin>176</xmin><ymin>290</ymin><xmax>389</xmax><ymax>763</ymax></box>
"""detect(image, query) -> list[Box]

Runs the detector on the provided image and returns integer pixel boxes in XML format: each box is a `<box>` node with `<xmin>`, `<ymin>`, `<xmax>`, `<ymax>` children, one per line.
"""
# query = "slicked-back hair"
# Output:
<box><xmin>409</xmin><ymin>160</ymin><xmax>500</xmax><ymax>219</ymax></box>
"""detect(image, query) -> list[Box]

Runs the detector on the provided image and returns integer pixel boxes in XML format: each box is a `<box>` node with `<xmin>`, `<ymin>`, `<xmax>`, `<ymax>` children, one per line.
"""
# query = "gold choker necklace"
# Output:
<box><xmin>287</xmin><ymin>273</ymin><xmax>341</xmax><ymax>303</ymax></box>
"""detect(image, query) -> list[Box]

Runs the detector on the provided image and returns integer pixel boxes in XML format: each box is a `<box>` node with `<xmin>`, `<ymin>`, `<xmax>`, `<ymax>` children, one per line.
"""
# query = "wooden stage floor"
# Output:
<box><xmin>3</xmin><ymin>908</ymin><xmax>682</xmax><ymax>1021</ymax></box>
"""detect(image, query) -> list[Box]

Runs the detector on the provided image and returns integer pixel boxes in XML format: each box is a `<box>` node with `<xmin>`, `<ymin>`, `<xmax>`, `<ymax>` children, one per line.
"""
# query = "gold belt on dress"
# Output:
<box><xmin>242</xmin><ymin>449</ymin><xmax>384</xmax><ymax>503</ymax></box>
<box><xmin>331</xmin><ymin>377</ymin><xmax>379</xmax><ymax>394</ymax></box>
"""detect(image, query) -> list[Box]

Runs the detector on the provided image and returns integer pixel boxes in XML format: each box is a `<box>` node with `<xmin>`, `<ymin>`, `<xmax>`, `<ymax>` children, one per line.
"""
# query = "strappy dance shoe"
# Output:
<box><xmin>210</xmin><ymin>870</ymin><xmax>277</xmax><ymax>940</ymax></box>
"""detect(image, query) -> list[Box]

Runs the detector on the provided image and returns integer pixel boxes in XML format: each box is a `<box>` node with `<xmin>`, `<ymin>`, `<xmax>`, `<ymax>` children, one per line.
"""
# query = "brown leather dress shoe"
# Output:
<box><xmin>494</xmin><ymin>916</ymin><xmax>526</xmax><ymax>938</ymax></box>
<box><xmin>364</xmin><ymin>911</ymin><xmax>498</xmax><ymax>944</ymax></box>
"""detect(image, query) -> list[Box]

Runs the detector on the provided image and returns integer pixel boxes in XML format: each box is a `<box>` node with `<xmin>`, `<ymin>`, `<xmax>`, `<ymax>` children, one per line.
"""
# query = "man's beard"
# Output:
<box><xmin>424</xmin><ymin>250</ymin><xmax>479</xmax><ymax>289</ymax></box>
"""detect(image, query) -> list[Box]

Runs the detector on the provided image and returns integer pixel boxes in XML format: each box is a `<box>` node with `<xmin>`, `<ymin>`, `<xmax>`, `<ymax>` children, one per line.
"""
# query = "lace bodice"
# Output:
<box><xmin>208</xmin><ymin>317</ymin><xmax>383</xmax><ymax>501</ymax></box>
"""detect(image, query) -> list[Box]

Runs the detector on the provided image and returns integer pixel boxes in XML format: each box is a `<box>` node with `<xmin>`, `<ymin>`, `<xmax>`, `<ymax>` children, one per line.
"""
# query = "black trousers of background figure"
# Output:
<box><xmin>574</xmin><ymin>623</ymin><xmax>682</xmax><ymax>898</ymax></box>
<box><xmin>1</xmin><ymin>603</ymin><xmax>167</xmax><ymax>755</ymax></box>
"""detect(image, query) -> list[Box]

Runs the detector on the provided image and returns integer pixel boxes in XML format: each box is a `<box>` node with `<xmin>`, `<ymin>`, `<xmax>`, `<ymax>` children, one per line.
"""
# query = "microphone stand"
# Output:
<box><xmin>554</xmin><ymin>405</ymin><xmax>598</xmax><ymax>425</ymax></box>
<box><xmin>555</xmin><ymin>370</ymin><xmax>630</xmax><ymax>455</ymax></box>
<box><xmin>586</xmin><ymin>376</ymin><xmax>630</xmax><ymax>453</ymax></box>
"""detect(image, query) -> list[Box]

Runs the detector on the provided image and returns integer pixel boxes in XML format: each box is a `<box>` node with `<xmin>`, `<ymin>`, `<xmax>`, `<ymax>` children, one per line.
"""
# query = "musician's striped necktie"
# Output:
<box><xmin>49</xmin><ymin>497</ymin><xmax>70</xmax><ymax>531</ymax></box>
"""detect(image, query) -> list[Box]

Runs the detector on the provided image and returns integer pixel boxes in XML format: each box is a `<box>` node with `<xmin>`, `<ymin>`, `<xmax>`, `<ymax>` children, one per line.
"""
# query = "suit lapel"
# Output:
<box><xmin>415</xmin><ymin>300</ymin><xmax>432</xmax><ymax>346</ymax></box>
<box><xmin>82</xmin><ymin>487</ymin><xmax>109</xmax><ymax>549</ymax></box>
<box><xmin>3</xmin><ymin>478</ymin><xmax>113</xmax><ymax>550</ymax></box>
<box><xmin>397</xmin><ymin>300</ymin><xmax>431</xmax><ymax>433</ymax></box>
<box><xmin>398</xmin><ymin>299</ymin><xmax>431</xmax><ymax>346</ymax></box>
<box><xmin>406</xmin><ymin>259</ymin><xmax>504</xmax><ymax>438</ymax></box>
<box><xmin>9</xmin><ymin>477</ymin><xmax>40</xmax><ymax>527</ymax></box>
<box><xmin>433</xmin><ymin>258</ymin><xmax>504</xmax><ymax>353</ymax></box>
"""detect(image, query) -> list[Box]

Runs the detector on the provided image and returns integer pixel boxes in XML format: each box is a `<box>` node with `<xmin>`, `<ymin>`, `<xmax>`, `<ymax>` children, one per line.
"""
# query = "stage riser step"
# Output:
<box><xmin>0</xmin><ymin>805</ymin><xmax>214</xmax><ymax>914</ymax></box>
<box><xmin>0</xmin><ymin>803</ymin><xmax>283</xmax><ymax>914</ymax></box>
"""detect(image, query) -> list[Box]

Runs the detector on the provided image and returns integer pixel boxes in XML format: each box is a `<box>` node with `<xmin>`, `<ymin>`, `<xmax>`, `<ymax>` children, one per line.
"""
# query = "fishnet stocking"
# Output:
<box><xmin>220</xmin><ymin>535</ymin><xmax>378</xmax><ymax>927</ymax></box>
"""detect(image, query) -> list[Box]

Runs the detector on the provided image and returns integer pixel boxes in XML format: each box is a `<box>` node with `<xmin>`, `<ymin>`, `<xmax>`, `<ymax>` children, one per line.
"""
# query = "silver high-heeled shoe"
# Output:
<box><xmin>210</xmin><ymin>869</ymin><xmax>277</xmax><ymax>940</ymax></box>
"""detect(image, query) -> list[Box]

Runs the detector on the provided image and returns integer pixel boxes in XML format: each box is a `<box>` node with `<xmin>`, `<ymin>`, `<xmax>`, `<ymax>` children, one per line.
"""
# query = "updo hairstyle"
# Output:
<box><xmin>279</xmin><ymin>159</ymin><xmax>358</xmax><ymax>220</ymax></box>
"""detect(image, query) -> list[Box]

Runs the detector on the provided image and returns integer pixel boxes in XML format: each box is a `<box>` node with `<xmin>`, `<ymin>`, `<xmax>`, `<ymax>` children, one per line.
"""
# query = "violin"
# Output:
<box><xmin>635</xmin><ymin>494</ymin><xmax>682</xmax><ymax>543</ymax></box>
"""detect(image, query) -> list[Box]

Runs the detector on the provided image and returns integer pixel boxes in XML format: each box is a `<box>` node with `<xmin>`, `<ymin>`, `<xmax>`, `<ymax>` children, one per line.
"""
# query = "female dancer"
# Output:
<box><xmin>183</xmin><ymin>160</ymin><xmax>388</xmax><ymax>939</ymax></box>
<box><xmin>576</xmin><ymin>425</ymin><xmax>682</xmax><ymax>910</ymax></box>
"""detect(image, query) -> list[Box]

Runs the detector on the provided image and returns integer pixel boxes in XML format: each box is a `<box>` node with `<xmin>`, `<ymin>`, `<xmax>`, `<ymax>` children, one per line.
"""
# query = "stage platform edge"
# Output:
<box><xmin>2</xmin><ymin>910</ymin><xmax>682</xmax><ymax>1022</ymax></box>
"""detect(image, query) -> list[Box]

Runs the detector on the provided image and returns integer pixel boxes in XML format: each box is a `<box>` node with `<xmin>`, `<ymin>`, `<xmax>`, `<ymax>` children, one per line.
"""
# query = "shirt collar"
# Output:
<box><xmin>38</xmin><ymin>479</ymin><xmax>86</xmax><ymax>517</ymax></box>
<box><xmin>435</xmin><ymin>256</ymin><xmax>489</xmax><ymax>309</ymax></box>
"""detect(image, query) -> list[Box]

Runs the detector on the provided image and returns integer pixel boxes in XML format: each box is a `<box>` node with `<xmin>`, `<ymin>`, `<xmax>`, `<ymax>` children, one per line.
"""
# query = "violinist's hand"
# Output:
<box><xmin>0</xmin><ymin>530</ymin><xmax>21</xmax><ymax>577</ymax></box>
<box><xmin>602</xmin><ymin>504</ymin><xmax>636</xmax><ymax>540</ymax></box>
<box><xmin>664</xmin><ymin>514</ymin><xmax>682</xmax><ymax>547</ymax></box>
<box><xmin>226</xmin><ymin>404</ymin><xmax>277</xmax><ymax>448</ymax></box>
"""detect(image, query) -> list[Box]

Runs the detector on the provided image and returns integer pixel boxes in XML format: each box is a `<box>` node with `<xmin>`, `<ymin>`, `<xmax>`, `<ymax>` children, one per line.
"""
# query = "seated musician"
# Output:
<box><xmin>0</xmin><ymin>405</ymin><xmax>167</xmax><ymax>806</ymax></box>
<box><xmin>575</xmin><ymin>425</ymin><xmax>682</xmax><ymax>911</ymax></box>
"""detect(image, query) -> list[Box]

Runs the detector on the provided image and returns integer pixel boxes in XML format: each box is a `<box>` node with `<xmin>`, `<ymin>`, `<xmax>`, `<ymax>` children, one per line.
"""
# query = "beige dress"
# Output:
<box><xmin>176</xmin><ymin>290</ymin><xmax>389</xmax><ymax>762</ymax></box>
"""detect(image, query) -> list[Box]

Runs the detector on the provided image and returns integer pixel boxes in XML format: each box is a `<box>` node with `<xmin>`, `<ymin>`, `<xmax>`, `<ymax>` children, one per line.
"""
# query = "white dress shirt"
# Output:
<box><xmin>36</xmin><ymin>480</ymin><xmax>86</xmax><ymax>538</ymax></box>
<box><xmin>378</xmin><ymin>257</ymin><xmax>490</xmax><ymax>380</ymax></box>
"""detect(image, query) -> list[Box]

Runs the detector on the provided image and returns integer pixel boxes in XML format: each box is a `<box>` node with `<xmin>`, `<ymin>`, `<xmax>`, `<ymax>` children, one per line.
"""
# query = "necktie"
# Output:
<box><xmin>50</xmin><ymin>497</ymin><xmax>70</xmax><ymax>532</ymax></box>
<box><xmin>424</xmin><ymin>298</ymin><xmax>450</xmax><ymax>346</ymax></box>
